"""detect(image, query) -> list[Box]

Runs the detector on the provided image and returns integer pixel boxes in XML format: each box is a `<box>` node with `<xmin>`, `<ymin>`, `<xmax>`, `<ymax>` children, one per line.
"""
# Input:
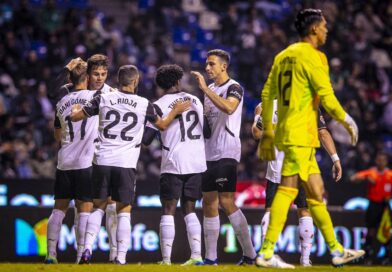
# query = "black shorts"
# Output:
<box><xmin>366</xmin><ymin>201</ymin><xmax>389</xmax><ymax>229</ymax></box>
<box><xmin>55</xmin><ymin>167</ymin><xmax>93</xmax><ymax>201</ymax></box>
<box><xmin>92</xmin><ymin>164</ymin><xmax>136</xmax><ymax>205</ymax></box>
<box><xmin>265</xmin><ymin>179</ymin><xmax>307</xmax><ymax>209</ymax></box>
<box><xmin>202</xmin><ymin>159</ymin><xmax>237</xmax><ymax>193</ymax></box>
<box><xmin>160</xmin><ymin>173</ymin><xmax>202</xmax><ymax>201</ymax></box>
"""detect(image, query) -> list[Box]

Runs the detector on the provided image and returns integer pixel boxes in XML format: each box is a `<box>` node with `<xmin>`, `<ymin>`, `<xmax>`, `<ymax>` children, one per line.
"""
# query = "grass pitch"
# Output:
<box><xmin>0</xmin><ymin>264</ymin><xmax>390</xmax><ymax>272</ymax></box>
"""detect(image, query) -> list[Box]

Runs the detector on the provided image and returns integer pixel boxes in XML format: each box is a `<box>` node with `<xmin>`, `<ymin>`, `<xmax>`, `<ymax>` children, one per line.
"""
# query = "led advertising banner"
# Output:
<box><xmin>1</xmin><ymin>207</ymin><xmax>368</xmax><ymax>264</ymax></box>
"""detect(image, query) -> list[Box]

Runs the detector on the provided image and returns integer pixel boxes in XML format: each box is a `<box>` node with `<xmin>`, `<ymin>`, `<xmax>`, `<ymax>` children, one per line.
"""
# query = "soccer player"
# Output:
<box><xmin>142</xmin><ymin>64</ymin><xmax>209</xmax><ymax>265</ymax></box>
<box><xmin>256</xmin><ymin>9</ymin><xmax>364</xmax><ymax>268</ymax></box>
<box><xmin>84</xmin><ymin>54</ymin><xmax>118</xmax><ymax>262</ymax></box>
<box><xmin>48</xmin><ymin>54</ymin><xmax>118</xmax><ymax>262</ymax></box>
<box><xmin>191</xmin><ymin>49</ymin><xmax>257</xmax><ymax>265</ymax></box>
<box><xmin>71</xmin><ymin>65</ymin><xmax>190</xmax><ymax>264</ymax></box>
<box><xmin>252</xmin><ymin>101</ymin><xmax>342</xmax><ymax>266</ymax></box>
<box><xmin>45</xmin><ymin>61</ymin><xmax>97</xmax><ymax>264</ymax></box>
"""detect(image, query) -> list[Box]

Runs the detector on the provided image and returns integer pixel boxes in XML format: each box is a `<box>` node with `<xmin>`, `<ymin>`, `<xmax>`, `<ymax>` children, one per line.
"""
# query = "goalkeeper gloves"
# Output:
<box><xmin>342</xmin><ymin>113</ymin><xmax>358</xmax><ymax>146</ymax></box>
<box><xmin>257</xmin><ymin>123</ymin><xmax>276</xmax><ymax>161</ymax></box>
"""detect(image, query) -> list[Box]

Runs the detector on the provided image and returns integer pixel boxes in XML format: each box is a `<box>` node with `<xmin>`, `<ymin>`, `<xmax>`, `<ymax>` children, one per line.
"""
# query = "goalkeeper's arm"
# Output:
<box><xmin>309</xmin><ymin>64</ymin><xmax>358</xmax><ymax>146</ymax></box>
<box><xmin>320</xmin><ymin>93</ymin><xmax>358</xmax><ymax>146</ymax></box>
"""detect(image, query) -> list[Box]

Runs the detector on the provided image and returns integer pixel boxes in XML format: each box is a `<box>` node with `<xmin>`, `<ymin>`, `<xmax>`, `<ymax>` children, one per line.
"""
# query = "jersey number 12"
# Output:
<box><xmin>278</xmin><ymin>70</ymin><xmax>292</xmax><ymax>106</ymax></box>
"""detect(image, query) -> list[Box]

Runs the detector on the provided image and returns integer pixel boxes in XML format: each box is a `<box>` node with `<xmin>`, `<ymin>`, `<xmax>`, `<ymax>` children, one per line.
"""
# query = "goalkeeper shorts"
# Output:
<box><xmin>281</xmin><ymin>146</ymin><xmax>320</xmax><ymax>182</ymax></box>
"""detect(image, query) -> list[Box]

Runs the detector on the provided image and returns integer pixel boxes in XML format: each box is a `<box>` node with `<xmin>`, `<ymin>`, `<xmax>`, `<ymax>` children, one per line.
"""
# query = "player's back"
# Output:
<box><xmin>154</xmin><ymin>92</ymin><xmax>206</xmax><ymax>175</ymax></box>
<box><xmin>272</xmin><ymin>42</ymin><xmax>329</xmax><ymax>148</ymax></box>
<box><xmin>55</xmin><ymin>89</ymin><xmax>98</xmax><ymax>170</ymax></box>
<box><xmin>94</xmin><ymin>91</ymin><xmax>150</xmax><ymax>168</ymax></box>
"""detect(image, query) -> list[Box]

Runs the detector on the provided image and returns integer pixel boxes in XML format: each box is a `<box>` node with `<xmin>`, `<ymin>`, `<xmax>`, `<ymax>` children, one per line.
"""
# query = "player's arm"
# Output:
<box><xmin>191</xmin><ymin>71</ymin><xmax>241</xmax><ymax>115</ymax></box>
<box><xmin>70</xmin><ymin>95</ymin><xmax>101</xmax><ymax>121</ymax></box>
<box><xmin>308</xmin><ymin>59</ymin><xmax>358</xmax><ymax>146</ymax></box>
<box><xmin>252</xmin><ymin>103</ymin><xmax>263</xmax><ymax>140</ymax></box>
<box><xmin>53</xmin><ymin>112</ymin><xmax>62</xmax><ymax>142</ymax></box>
<box><xmin>203</xmin><ymin>115</ymin><xmax>211</xmax><ymax>139</ymax></box>
<box><xmin>350</xmin><ymin>170</ymin><xmax>375</xmax><ymax>184</ymax></box>
<box><xmin>142</xmin><ymin>104</ymin><xmax>160</xmax><ymax>146</ymax></box>
<box><xmin>317</xmin><ymin>111</ymin><xmax>342</xmax><ymax>181</ymax></box>
<box><xmin>319</xmin><ymin>128</ymin><xmax>342</xmax><ymax>182</ymax></box>
<box><xmin>258</xmin><ymin>61</ymin><xmax>278</xmax><ymax>161</ymax></box>
<box><xmin>48</xmin><ymin>58</ymin><xmax>83</xmax><ymax>102</ymax></box>
<box><xmin>150</xmin><ymin>101</ymin><xmax>191</xmax><ymax>131</ymax></box>
<box><xmin>142</xmin><ymin>126</ymin><xmax>158</xmax><ymax>146</ymax></box>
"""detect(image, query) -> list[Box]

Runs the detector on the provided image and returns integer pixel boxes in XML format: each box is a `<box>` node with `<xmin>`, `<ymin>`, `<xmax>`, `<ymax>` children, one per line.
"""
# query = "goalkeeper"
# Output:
<box><xmin>256</xmin><ymin>9</ymin><xmax>364</xmax><ymax>269</ymax></box>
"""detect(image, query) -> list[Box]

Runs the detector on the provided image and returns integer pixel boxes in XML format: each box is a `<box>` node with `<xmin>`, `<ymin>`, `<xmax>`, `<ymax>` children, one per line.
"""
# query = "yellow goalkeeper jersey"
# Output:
<box><xmin>261</xmin><ymin>42</ymin><xmax>346</xmax><ymax>148</ymax></box>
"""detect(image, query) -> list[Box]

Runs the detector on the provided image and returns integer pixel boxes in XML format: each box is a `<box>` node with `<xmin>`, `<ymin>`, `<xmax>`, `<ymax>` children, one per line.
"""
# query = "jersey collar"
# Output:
<box><xmin>216</xmin><ymin>78</ymin><xmax>231</xmax><ymax>87</ymax></box>
<box><xmin>119</xmin><ymin>90</ymin><xmax>136</xmax><ymax>95</ymax></box>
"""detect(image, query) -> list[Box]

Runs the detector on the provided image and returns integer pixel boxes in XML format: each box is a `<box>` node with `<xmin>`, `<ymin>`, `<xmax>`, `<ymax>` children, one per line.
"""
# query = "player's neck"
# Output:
<box><xmin>301</xmin><ymin>36</ymin><xmax>319</xmax><ymax>49</ymax></box>
<box><xmin>74</xmin><ymin>83</ymin><xmax>87</xmax><ymax>90</ymax></box>
<box><xmin>166</xmin><ymin>86</ymin><xmax>180</xmax><ymax>94</ymax></box>
<box><xmin>120</xmin><ymin>85</ymin><xmax>136</xmax><ymax>93</ymax></box>
<box><xmin>214</xmin><ymin>73</ymin><xmax>230</xmax><ymax>86</ymax></box>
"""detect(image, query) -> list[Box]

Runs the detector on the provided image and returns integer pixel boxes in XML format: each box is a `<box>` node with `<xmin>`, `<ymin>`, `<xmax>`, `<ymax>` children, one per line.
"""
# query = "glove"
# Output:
<box><xmin>342</xmin><ymin>113</ymin><xmax>358</xmax><ymax>146</ymax></box>
<box><xmin>257</xmin><ymin>123</ymin><xmax>276</xmax><ymax>161</ymax></box>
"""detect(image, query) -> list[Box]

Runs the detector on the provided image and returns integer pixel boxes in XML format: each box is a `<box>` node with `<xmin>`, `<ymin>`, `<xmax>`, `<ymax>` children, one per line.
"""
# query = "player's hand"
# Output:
<box><xmin>257</xmin><ymin>128</ymin><xmax>276</xmax><ymax>161</ymax></box>
<box><xmin>173</xmin><ymin>101</ymin><xmax>191</xmax><ymax>114</ymax></box>
<box><xmin>65</xmin><ymin>57</ymin><xmax>83</xmax><ymax>71</ymax></box>
<box><xmin>191</xmin><ymin>71</ymin><xmax>208</xmax><ymax>92</ymax></box>
<box><xmin>332</xmin><ymin>160</ymin><xmax>342</xmax><ymax>182</ymax></box>
<box><xmin>254</xmin><ymin>103</ymin><xmax>262</xmax><ymax>116</ymax></box>
<box><xmin>342</xmin><ymin>113</ymin><xmax>358</xmax><ymax>146</ymax></box>
<box><xmin>71</xmin><ymin>104</ymin><xmax>82</xmax><ymax>114</ymax></box>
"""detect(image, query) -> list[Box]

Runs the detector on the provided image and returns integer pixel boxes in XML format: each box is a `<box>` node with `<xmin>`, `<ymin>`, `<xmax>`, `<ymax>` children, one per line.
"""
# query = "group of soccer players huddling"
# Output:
<box><xmin>45</xmin><ymin>9</ymin><xmax>366</xmax><ymax>268</ymax></box>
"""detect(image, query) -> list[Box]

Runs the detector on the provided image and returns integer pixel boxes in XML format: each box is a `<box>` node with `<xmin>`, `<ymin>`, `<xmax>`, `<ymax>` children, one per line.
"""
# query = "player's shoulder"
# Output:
<box><xmin>133</xmin><ymin>93</ymin><xmax>150</xmax><ymax>105</ymax></box>
<box><xmin>56</xmin><ymin>90</ymin><xmax>73</xmax><ymax>107</ymax></box>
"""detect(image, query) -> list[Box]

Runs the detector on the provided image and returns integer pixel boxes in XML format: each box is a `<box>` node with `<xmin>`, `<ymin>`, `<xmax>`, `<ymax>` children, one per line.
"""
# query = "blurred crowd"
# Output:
<box><xmin>0</xmin><ymin>0</ymin><xmax>391</xmax><ymax>188</ymax></box>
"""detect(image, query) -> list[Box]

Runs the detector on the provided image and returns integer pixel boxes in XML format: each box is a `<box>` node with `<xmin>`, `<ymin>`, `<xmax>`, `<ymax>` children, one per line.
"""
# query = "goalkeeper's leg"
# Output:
<box><xmin>304</xmin><ymin>174</ymin><xmax>365</xmax><ymax>266</ymax></box>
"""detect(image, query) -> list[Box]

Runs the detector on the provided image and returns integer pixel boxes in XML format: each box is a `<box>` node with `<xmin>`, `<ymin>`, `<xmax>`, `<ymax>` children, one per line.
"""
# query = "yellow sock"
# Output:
<box><xmin>307</xmin><ymin>198</ymin><xmax>343</xmax><ymax>254</ymax></box>
<box><xmin>259</xmin><ymin>186</ymin><xmax>298</xmax><ymax>259</ymax></box>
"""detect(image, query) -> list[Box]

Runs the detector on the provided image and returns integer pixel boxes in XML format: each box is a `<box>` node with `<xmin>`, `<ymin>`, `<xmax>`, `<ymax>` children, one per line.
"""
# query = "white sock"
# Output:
<box><xmin>298</xmin><ymin>216</ymin><xmax>314</xmax><ymax>264</ymax></box>
<box><xmin>160</xmin><ymin>215</ymin><xmax>175</xmax><ymax>262</ymax></box>
<box><xmin>116</xmin><ymin>213</ymin><xmax>131</xmax><ymax>264</ymax></box>
<box><xmin>228</xmin><ymin>209</ymin><xmax>256</xmax><ymax>259</ymax></box>
<box><xmin>74</xmin><ymin>207</ymin><xmax>79</xmax><ymax>242</ymax></box>
<box><xmin>76</xmin><ymin>212</ymin><xmax>90</xmax><ymax>263</ymax></box>
<box><xmin>47</xmin><ymin>209</ymin><xmax>66</xmax><ymax>257</ymax></box>
<box><xmin>184</xmin><ymin>213</ymin><xmax>202</xmax><ymax>259</ymax></box>
<box><xmin>261</xmin><ymin>212</ymin><xmax>270</xmax><ymax>244</ymax></box>
<box><xmin>106</xmin><ymin>203</ymin><xmax>117</xmax><ymax>261</ymax></box>
<box><xmin>84</xmin><ymin>209</ymin><xmax>104</xmax><ymax>252</ymax></box>
<box><xmin>203</xmin><ymin>216</ymin><xmax>220</xmax><ymax>261</ymax></box>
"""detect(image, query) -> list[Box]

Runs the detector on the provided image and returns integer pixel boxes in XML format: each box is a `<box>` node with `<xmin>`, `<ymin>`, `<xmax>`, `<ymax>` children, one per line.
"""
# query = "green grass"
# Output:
<box><xmin>0</xmin><ymin>264</ymin><xmax>390</xmax><ymax>272</ymax></box>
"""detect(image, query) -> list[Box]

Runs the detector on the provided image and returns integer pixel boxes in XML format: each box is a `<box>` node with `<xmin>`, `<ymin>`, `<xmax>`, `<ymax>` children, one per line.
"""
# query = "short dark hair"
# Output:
<box><xmin>155</xmin><ymin>64</ymin><xmax>184</xmax><ymax>90</ymax></box>
<box><xmin>294</xmin><ymin>9</ymin><xmax>324</xmax><ymax>38</ymax></box>
<box><xmin>117</xmin><ymin>65</ymin><xmax>139</xmax><ymax>86</ymax></box>
<box><xmin>69</xmin><ymin>61</ymin><xmax>87</xmax><ymax>86</ymax></box>
<box><xmin>207</xmin><ymin>49</ymin><xmax>230</xmax><ymax>65</ymax></box>
<box><xmin>87</xmin><ymin>54</ymin><xmax>108</xmax><ymax>74</ymax></box>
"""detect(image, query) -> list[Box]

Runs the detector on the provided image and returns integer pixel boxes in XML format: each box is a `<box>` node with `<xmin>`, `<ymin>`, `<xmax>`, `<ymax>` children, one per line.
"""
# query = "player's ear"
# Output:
<box><xmin>312</xmin><ymin>24</ymin><xmax>318</xmax><ymax>35</ymax></box>
<box><xmin>222</xmin><ymin>62</ymin><xmax>227</xmax><ymax>71</ymax></box>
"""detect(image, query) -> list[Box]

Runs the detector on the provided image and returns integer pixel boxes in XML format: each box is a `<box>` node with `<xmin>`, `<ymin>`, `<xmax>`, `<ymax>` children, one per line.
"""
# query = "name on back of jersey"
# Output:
<box><xmin>109</xmin><ymin>97</ymin><xmax>137</xmax><ymax>108</ymax></box>
<box><xmin>168</xmin><ymin>96</ymin><xmax>198</xmax><ymax>109</ymax></box>
<box><xmin>58</xmin><ymin>98</ymin><xmax>88</xmax><ymax>115</ymax></box>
